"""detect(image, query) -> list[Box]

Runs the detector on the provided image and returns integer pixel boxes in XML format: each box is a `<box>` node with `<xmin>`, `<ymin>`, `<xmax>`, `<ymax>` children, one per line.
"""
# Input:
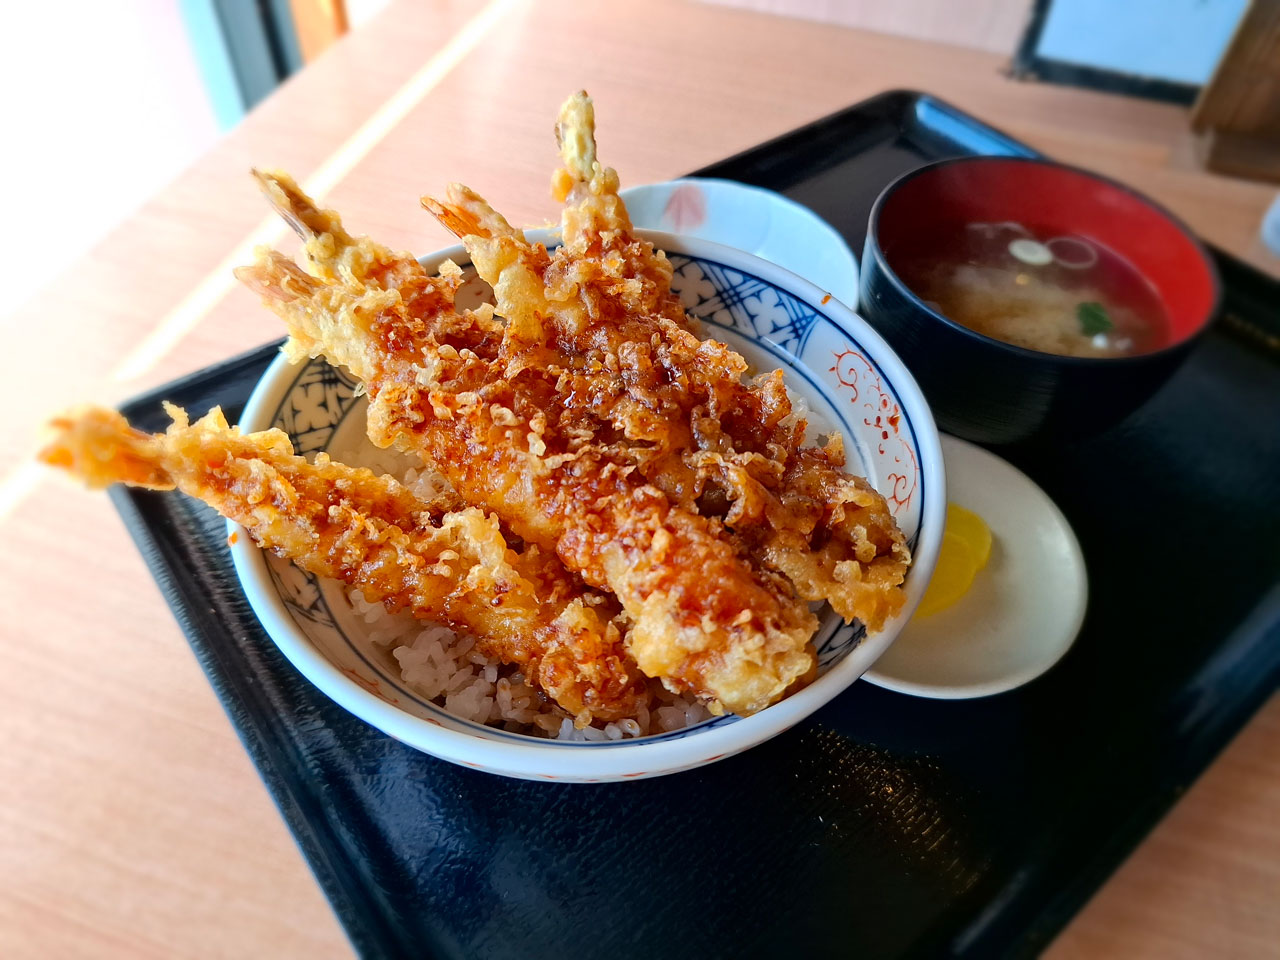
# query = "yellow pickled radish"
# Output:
<box><xmin>915</xmin><ymin>530</ymin><xmax>979</xmax><ymax>618</ymax></box>
<box><xmin>947</xmin><ymin>502</ymin><xmax>992</xmax><ymax>569</ymax></box>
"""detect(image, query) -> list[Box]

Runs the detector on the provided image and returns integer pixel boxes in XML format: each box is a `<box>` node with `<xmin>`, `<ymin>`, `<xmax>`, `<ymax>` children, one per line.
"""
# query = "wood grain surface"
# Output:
<box><xmin>2</xmin><ymin>2</ymin><xmax>1277</xmax><ymax>957</ymax></box>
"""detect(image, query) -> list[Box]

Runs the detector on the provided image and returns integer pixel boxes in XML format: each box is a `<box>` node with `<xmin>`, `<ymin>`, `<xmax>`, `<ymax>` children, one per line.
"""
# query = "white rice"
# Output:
<box><xmin>332</xmin><ymin>443</ymin><xmax>712</xmax><ymax>741</ymax></box>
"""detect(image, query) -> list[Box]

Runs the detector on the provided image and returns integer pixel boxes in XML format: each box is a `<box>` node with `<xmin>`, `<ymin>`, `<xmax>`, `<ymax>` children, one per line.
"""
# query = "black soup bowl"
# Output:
<box><xmin>858</xmin><ymin>157</ymin><xmax>1221</xmax><ymax>445</ymax></box>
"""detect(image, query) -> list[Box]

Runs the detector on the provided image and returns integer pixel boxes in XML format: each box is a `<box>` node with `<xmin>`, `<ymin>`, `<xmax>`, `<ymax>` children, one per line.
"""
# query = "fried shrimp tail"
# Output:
<box><xmin>40</xmin><ymin>406</ymin><xmax>648</xmax><ymax>725</ymax></box>
<box><xmin>422</xmin><ymin>183</ymin><xmax>523</xmax><ymax>241</ymax></box>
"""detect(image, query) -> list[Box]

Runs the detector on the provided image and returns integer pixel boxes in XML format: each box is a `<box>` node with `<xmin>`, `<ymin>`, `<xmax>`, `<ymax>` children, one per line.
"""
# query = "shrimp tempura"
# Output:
<box><xmin>424</xmin><ymin>90</ymin><xmax>911</xmax><ymax>632</ymax></box>
<box><xmin>40</xmin><ymin>405</ymin><xmax>648</xmax><ymax>725</ymax></box>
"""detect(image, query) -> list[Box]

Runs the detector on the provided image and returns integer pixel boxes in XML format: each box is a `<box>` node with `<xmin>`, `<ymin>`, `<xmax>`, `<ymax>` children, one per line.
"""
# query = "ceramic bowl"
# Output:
<box><xmin>620</xmin><ymin>178</ymin><xmax>859</xmax><ymax>307</ymax></box>
<box><xmin>230</xmin><ymin>229</ymin><xmax>944</xmax><ymax>782</ymax></box>
<box><xmin>858</xmin><ymin>157</ymin><xmax>1221</xmax><ymax>445</ymax></box>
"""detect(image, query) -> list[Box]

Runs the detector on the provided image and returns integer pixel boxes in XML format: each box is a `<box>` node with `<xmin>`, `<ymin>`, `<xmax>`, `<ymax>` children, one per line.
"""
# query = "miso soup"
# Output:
<box><xmin>892</xmin><ymin>222</ymin><xmax>1170</xmax><ymax>358</ymax></box>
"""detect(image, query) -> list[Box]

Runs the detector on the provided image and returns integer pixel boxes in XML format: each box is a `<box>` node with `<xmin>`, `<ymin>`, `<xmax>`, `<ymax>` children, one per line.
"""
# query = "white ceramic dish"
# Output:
<box><xmin>862</xmin><ymin>434</ymin><xmax>1087</xmax><ymax>699</ymax></box>
<box><xmin>230</xmin><ymin>228</ymin><xmax>943</xmax><ymax>781</ymax></box>
<box><xmin>620</xmin><ymin>178</ymin><xmax>859</xmax><ymax>307</ymax></box>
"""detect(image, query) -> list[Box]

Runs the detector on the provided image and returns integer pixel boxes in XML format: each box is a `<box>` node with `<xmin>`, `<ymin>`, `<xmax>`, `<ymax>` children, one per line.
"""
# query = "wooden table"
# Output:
<box><xmin>3</xmin><ymin>2</ymin><xmax>1277</xmax><ymax>956</ymax></box>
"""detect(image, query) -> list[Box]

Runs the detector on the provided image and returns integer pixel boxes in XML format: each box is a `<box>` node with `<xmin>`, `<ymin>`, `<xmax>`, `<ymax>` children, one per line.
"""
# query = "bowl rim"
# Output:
<box><xmin>618</xmin><ymin>176</ymin><xmax>860</xmax><ymax>304</ymax></box>
<box><xmin>229</xmin><ymin>228</ymin><xmax>945</xmax><ymax>780</ymax></box>
<box><xmin>864</xmin><ymin>154</ymin><xmax>1224</xmax><ymax>366</ymax></box>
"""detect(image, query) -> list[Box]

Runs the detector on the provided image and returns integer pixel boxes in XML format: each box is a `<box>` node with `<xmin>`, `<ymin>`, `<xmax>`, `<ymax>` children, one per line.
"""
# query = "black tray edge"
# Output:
<box><xmin>972</xmin><ymin>585</ymin><xmax>1280</xmax><ymax>958</ymax></box>
<box><xmin>691</xmin><ymin>88</ymin><xmax>1280</xmax><ymax>956</ymax></box>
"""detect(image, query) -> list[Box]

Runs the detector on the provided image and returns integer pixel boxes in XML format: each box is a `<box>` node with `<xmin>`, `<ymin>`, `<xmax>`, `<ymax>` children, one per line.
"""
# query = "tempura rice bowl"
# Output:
<box><xmin>230</xmin><ymin>230</ymin><xmax>944</xmax><ymax>781</ymax></box>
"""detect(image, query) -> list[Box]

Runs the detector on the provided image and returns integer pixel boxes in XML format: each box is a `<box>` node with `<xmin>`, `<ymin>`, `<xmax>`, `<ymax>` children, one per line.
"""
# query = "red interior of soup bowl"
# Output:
<box><xmin>876</xmin><ymin>157</ymin><xmax>1218</xmax><ymax>347</ymax></box>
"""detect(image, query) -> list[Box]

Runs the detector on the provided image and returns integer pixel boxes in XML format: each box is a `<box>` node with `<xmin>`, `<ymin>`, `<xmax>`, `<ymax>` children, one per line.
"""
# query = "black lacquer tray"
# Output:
<box><xmin>111</xmin><ymin>91</ymin><xmax>1280</xmax><ymax>959</ymax></box>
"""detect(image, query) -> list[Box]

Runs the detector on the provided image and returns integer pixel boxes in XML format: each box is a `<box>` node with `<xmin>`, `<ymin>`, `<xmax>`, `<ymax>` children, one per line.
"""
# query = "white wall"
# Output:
<box><xmin>0</xmin><ymin>1</ymin><xmax>221</xmax><ymax>318</ymax></box>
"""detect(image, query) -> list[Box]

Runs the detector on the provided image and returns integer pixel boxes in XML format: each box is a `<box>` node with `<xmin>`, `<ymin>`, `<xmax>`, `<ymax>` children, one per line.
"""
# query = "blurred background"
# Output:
<box><xmin>0</xmin><ymin>0</ymin><xmax>1269</xmax><ymax>324</ymax></box>
<box><xmin>0</xmin><ymin>0</ymin><xmax>380</xmax><ymax>318</ymax></box>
